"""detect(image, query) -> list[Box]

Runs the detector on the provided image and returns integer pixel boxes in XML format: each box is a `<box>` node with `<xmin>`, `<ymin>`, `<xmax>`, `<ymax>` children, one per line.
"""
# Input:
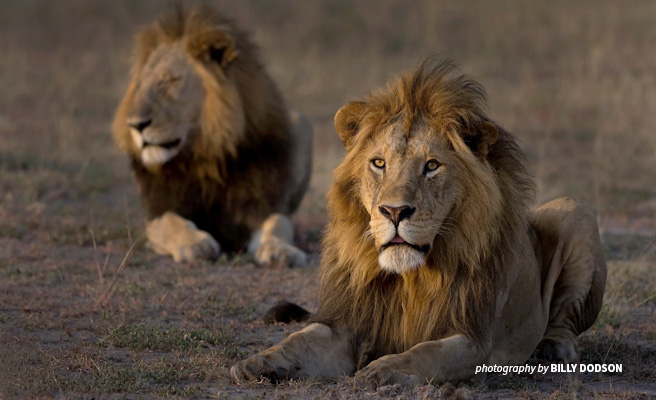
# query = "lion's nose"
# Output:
<box><xmin>378</xmin><ymin>205</ymin><xmax>416</xmax><ymax>226</ymax></box>
<box><xmin>127</xmin><ymin>118</ymin><xmax>152</xmax><ymax>133</ymax></box>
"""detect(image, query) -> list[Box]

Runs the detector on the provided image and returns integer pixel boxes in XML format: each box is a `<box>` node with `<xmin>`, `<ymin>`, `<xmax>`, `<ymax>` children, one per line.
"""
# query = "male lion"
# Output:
<box><xmin>231</xmin><ymin>60</ymin><xmax>607</xmax><ymax>386</ymax></box>
<box><xmin>112</xmin><ymin>6</ymin><xmax>311</xmax><ymax>267</ymax></box>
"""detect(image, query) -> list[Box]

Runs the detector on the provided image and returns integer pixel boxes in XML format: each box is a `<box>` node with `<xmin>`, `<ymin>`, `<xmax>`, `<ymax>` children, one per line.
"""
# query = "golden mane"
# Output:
<box><xmin>314</xmin><ymin>60</ymin><xmax>535</xmax><ymax>366</ymax></box>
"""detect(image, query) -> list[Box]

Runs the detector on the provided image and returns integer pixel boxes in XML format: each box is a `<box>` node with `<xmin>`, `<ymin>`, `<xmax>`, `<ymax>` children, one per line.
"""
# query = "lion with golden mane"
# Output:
<box><xmin>113</xmin><ymin>6</ymin><xmax>311</xmax><ymax>266</ymax></box>
<box><xmin>231</xmin><ymin>60</ymin><xmax>607</xmax><ymax>386</ymax></box>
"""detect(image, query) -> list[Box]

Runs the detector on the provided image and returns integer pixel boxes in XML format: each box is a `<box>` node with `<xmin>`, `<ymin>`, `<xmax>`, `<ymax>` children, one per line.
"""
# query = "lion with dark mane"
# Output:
<box><xmin>113</xmin><ymin>6</ymin><xmax>311</xmax><ymax>266</ymax></box>
<box><xmin>231</xmin><ymin>59</ymin><xmax>607</xmax><ymax>385</ymax></box>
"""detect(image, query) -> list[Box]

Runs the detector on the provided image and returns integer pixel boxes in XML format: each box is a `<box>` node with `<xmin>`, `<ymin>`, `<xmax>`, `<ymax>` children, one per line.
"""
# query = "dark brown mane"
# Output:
<box><xmin>314</xmin><ymin>59</ymin><xmax>535</xmax><ymax>366</ymax></box>
<box><xmin>135</xmin><ymin>5</ymin><xmax>255</xmax><ymax>68</ymax></box>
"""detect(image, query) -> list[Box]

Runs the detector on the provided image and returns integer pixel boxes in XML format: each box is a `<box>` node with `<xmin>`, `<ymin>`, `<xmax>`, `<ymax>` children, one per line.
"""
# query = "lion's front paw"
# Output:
<box><xmin>170</xmin><ymin>229</ymin><xmax>220</xmax><ymax>263</ymax></box>
<box><xmin>255</xmin><ymin>238</ymin><xmax>307</xmax><ymax>268</ymax></box>
<box><xmin>230</xmin><ymin>350</ymin><xmax>295</xmax><ymax>383</ymax></box>
<box><xmin>146</xmin><ymin>212</ymin><xmax>220</xmax><ymax>263</ymax></box>
<box><xmin>355</xmin><ymin>355</ymin><xmax>421</xmax><ymax>388</ymax></box>
<box><xmin>535</xmin><ymin>338</ymin><xmax>577</xmax><ymax>363</ymax></box>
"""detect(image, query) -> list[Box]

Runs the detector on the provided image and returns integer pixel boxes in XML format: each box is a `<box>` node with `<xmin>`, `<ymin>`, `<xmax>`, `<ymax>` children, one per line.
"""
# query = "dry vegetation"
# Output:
<box><xmin>0</xmin><ymin>0</ymin><xmax>655</xmax><ymax>399</ymax></box>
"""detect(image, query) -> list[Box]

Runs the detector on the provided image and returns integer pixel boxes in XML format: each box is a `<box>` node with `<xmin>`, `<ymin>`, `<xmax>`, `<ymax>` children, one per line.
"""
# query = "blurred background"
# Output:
<box><xmin>1</xmin><ymin>0</ymin><xmax>655</xmax><ymax>236</ymax></box>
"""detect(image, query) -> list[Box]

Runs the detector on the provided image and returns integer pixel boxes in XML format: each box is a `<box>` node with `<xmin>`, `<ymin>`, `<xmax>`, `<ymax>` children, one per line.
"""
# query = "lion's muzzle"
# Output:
<box><xmin>127</xmin><ymin>117</ymin><xmax>152</xmax><ymax>133</ymax></box>
<box><xmin>378</xmin><ymin>205</ymin><xmax>416</xmax><ymax>227</ymax></box>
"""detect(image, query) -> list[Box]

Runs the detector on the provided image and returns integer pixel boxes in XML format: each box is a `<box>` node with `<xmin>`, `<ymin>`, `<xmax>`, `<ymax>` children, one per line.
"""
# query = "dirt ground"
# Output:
<box><xmin>0</xmin><ymin>190</ymin><xmax>655</xmax><ymax>399</ymax></box>
<box><xmin>1</xmin><ymin>1</ymin><xmax>655</xmax><ymax>399</ymax></box>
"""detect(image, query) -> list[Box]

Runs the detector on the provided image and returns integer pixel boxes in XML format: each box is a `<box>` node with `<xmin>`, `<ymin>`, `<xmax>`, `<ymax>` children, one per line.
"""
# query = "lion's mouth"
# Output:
<box><xmin>143</xmin><ymin>138</ymin><xmax>182</xmax><ymax>149</ymax></box>
<box><xmin>381</xmin><ymin>235</ymin><xmax>430</xmax><ymax>253</ymax></box>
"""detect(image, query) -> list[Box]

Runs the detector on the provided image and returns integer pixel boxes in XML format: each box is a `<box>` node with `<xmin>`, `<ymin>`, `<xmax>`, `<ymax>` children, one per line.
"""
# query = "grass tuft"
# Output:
<box><xmin>106</xmin><ymin>323</ymin><xmax>233</xmax><ymax>352</ymax></box>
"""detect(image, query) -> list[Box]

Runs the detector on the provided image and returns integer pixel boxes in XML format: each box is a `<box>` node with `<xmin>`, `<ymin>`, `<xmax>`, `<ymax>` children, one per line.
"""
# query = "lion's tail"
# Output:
<box><xmin>262</xmin><ymin>301</ymin><xmax>311</xmax><ymax>324</ymax></box>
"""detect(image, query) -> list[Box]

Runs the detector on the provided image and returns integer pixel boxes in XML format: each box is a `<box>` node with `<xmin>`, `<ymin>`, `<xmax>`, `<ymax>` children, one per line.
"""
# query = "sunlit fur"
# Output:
<box><xmin>112</xmin><ymin>6</ymin><xmax>308</xmax><ymax>251</ymax></box>
<box><xmin>314</xmin><ymin>59</ymin><xmax>535</xmax><ymax>366</ymax></box>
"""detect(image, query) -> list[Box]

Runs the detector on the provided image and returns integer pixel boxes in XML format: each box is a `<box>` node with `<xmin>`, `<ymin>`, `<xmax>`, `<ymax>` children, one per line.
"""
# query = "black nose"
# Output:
<box><xmin>378</xmin><ymin>205</ymin><xmax>416</xmax><ymax>226</ymax></box>
<box><xmin>127</xmin><ymin>118</ymin><xmax>152</xmax><ymax>133</ymax></box>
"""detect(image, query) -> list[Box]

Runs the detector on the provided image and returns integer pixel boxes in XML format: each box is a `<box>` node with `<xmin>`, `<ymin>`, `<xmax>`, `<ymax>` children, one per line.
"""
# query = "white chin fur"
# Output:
<box><xmin>141</xmin><ymin>146</ymin><xmax>178</xmax><ymax>166</ymax></box>
<box><xmin>378</xmin><ymin>245</ymin><xmax>426</xmax><ymax>274</ymax></box>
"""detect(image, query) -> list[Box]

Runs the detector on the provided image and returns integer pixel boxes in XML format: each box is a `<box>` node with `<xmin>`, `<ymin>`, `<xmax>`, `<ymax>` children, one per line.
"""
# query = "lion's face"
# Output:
<box><xmin>334</xmin><ymin>95</ymin><xmax>500</xmax><ymax>275</ymax></box>
<box><xmin>115</xmin><ymin>21</ymin><xmax>241</xmax><ymax>170</ymax></box>
<box><xmin>125</xmin><ymin>43</ymin><xmax>204</xmax><ymax>167</ymax></box>
<box><xmin>358</xmin><ymin>121</ymin><xmax>462</xmax><ymax>273</ymax></box>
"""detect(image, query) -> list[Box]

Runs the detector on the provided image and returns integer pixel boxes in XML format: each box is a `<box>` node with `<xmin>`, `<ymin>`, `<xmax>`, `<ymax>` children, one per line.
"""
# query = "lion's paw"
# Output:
<box><xmin>535</xmin><ymin>338</ymin><xmax>577</xmax><ymax>363</ymax></box>
<box><xmin>230</xmin><ymin>350</ymin><xmax>295</xmax><ymax>383</ymax></box>
<box><xmin>170</xmin><ymin>229</ymin><xmax>220</xmax><ymax>263</ymax></box>
<box><xmin>255</xmin><ymin>238</ymin><xmax>307</xmax><ymax>268</ymax></box>
<box><xmin>146</xmin><ymin>212</ymin><xmax>220</xmax><ymax>263</ymax></box>
<box><xmin>356</xmin><ymin>356</ymin><xmax>421</xmax><ymax>388</ymax></box>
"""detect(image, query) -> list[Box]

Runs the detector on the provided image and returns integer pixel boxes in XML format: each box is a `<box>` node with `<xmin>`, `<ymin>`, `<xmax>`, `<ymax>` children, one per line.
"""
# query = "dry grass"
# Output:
<box><xmin>1</xmin><ymin>0</ymin><xmax>655</xmax><ymax>398</ymax></box>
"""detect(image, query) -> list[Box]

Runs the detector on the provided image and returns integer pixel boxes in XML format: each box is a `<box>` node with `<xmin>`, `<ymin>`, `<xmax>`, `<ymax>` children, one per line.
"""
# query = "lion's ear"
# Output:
<box><xmin>334</xmin><ymin>101</ymin><xmax>367</xmax><ymax>150</ymax></box>
<box><xmin>186</xmin><ymin>31</ymin><xmax>238</xmax><ymax>68</ymax></box>
<box><xmin>463</xmin><ymin>121</ymin><xmax>499</xmax><ymax>159</ymax></box>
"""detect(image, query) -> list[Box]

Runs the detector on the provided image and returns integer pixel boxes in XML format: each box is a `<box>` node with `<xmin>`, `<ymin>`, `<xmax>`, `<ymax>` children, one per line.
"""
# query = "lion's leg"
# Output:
<box><xmin>530</xmin><ymin>197</ymin><xmax>607</xmax><ymax>362</ymax></box>
<box><xmin>248</xmin><ymin>213</ymin><xmax>307</xmax><ymax>268</ymax></box>
<box><xmin>146</xmin><ymin>211</ymin><xmax>220</xmax><ymax>263</ymax></box>
<box><xmin>356</xmin><ymin>335</ymin><xmax>489</xmax><ymax>387</ymax></box>
<box><xmin>230</xmin><ymin>323</ymin><xmax>355</xmax><ymax>382</ymax></box>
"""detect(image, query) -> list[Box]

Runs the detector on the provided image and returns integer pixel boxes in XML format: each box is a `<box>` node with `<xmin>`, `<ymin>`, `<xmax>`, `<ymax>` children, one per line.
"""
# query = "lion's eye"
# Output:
<box><xmin>372</xmin><ymin>159</ymin><xmax>386</xmax><ymax>169</ymax></box>
<box><xmin>424</xmin><ymin>159</ymin><xmax>441</xmax><ymax>173</ymax></box>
